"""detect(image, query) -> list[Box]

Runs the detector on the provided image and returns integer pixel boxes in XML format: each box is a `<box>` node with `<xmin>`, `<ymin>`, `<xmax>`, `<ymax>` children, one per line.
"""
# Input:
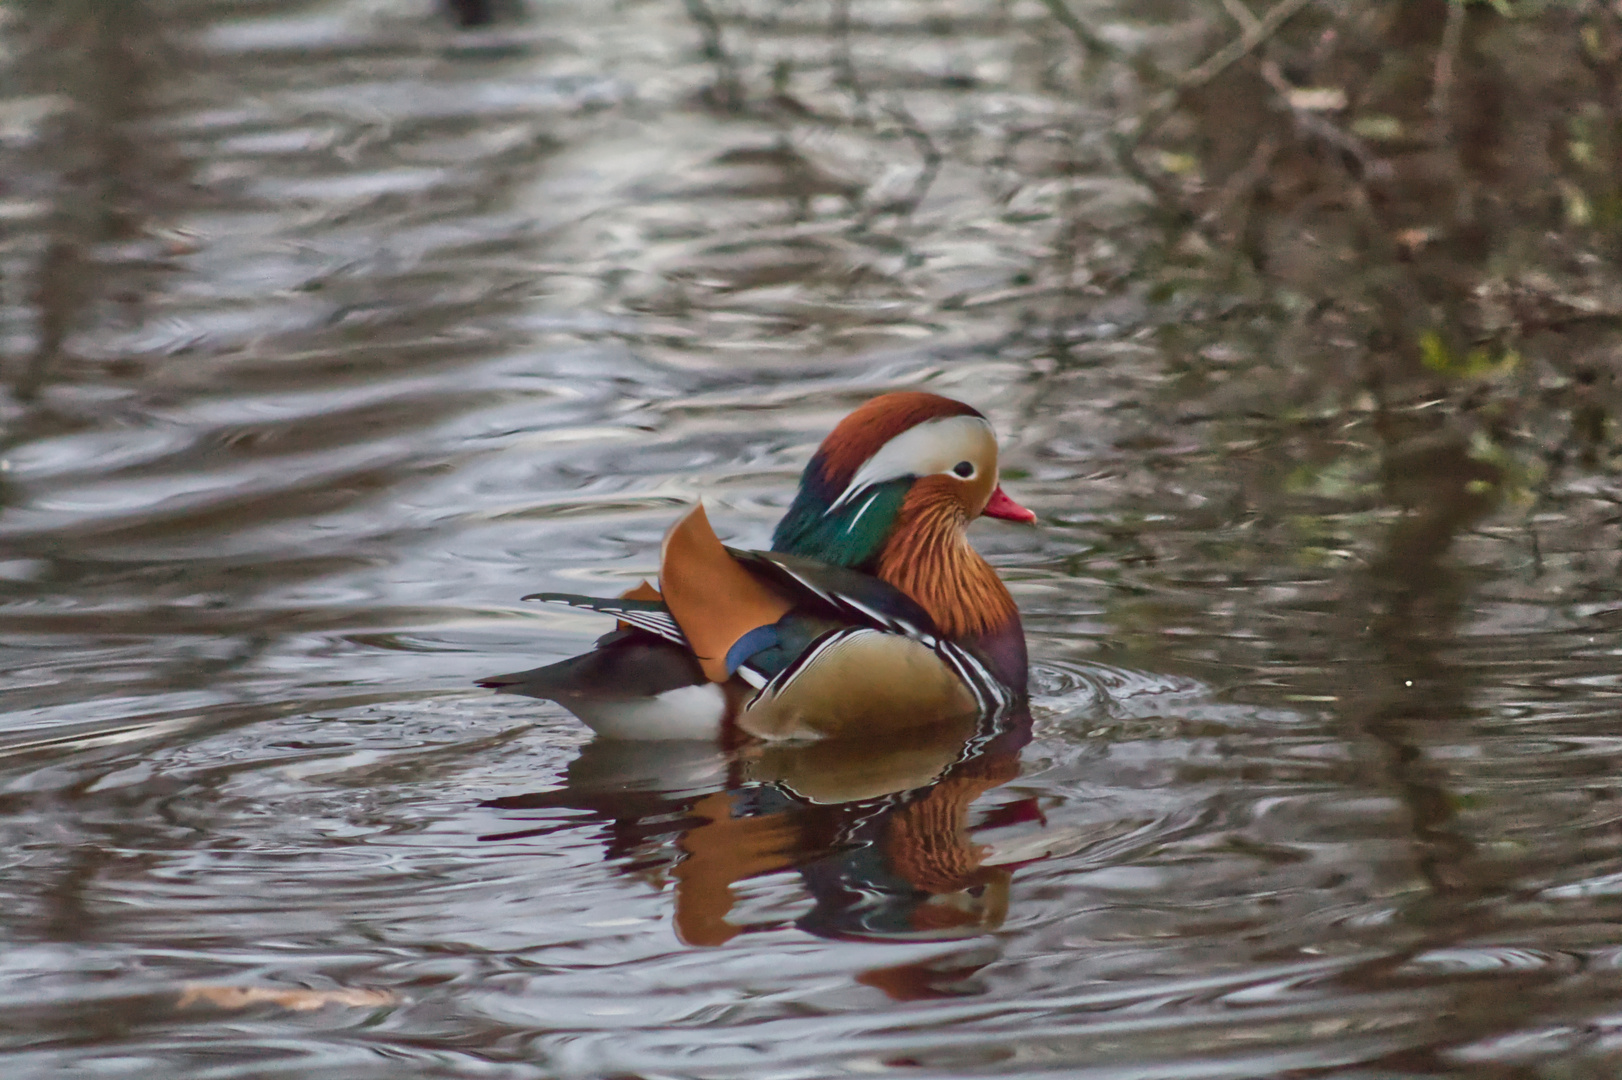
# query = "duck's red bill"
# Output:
<box><xmin>984</xmin><ymin>485</ymin><xmax>1036</xmax><ymax>523</ymax></box>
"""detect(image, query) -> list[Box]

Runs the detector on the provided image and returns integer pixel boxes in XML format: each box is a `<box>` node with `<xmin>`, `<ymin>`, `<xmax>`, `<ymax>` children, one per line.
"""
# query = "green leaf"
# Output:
<box><xmin>1418</xmin><ymin>330</ymin><xmax>1519</xmax><ymax>379</ymax></box>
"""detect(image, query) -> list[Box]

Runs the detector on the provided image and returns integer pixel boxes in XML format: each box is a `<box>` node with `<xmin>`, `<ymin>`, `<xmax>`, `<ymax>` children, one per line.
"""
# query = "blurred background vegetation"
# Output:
<box><xmin>5</xmin><ymin>0</ymin><xmax>1622</xmax><ymax>675</ymax></box>
<box><xmin>645</xmin><ymin>0</ymin><xmax>1622</xmax><ymax>674</ymax></box>
<box><xmin>659</xmin><ymin>0</ymin><xmax>1622</xmax><ymax>577</ymax></box>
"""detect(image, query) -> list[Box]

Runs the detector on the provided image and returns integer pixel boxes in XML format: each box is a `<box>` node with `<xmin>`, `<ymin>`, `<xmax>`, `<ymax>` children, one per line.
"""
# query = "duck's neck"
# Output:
<box><xmin>772</xmin><ymin>476</ymin><xmax>909</xmax><ymax>569</ymax></box>
<box><xmin>874</xmin><ymin>491</ymin><xmax>1020</xmax><ymax>644</ymax></box>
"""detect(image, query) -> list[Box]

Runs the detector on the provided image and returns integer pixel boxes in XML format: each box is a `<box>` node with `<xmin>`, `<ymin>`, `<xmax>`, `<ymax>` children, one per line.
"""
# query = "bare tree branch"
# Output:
<box><xmin>1431</xmin><ymin>0</ymin><xmax>1466</xmax><ymax>143</ymax></box>
<box><xmin>1219</xmin><ymin>0</ymin><xmax>1262</xmax><ymax>35</ymax></box>
<box><xmin>1175</xmin><ymin>0</ymin><xmax>1318</xmax><ymax>98</ymax></box>
<box><xmin>875</xmin><ymin>97</ymin><xmax>943</xmax><ymax>221</ymax></box>
<box><xmin>1115</xmin><ymin>0</ymin><xmax>1319</xmax><ymax>201</ymax></box>
<box><xmin>1037</xmin><ymin>0</ymin><xmax>1133</xmax><ymax>66</ymax></box>
<box><xmin>680</xmin><ymin>0</ymin><xmax>745</xmax><ymax>112</ymax></box>
<box><xmin>830</xmin><ymin>0</ymin><xmax>871</xmax><ymax>126</ymax></box>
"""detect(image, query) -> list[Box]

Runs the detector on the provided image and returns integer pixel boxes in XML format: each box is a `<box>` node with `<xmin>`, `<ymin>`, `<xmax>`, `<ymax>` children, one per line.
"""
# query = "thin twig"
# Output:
<box><xmin>830</xmin><ymin>0</ymin><xmax>871</xmax><ymax>126</ymax></box>
<box><xmin>1174</xmin><ymin>0</ymin><xmax>1318</xmax><ymax>98</ymax></box>
<box><xmin>680</xmin><ymin>0</ymin><xmax>745</xmax><ymax>112</ymax></box>
<box><xmin>1219</xmin><ymin>0</ymin><xmax>1261</xmax><ymax>34</ymax></box>
<box><xmin>878</xmin><ymin>96</ymin><xmax>942</xmax><ymax>220</ymax></box>
<box><xmin>1200</xmin><ymin>131</ymin><xmax>1280</xmax><ymax>233</ymax></box>
<box><xmin>1259</xmin><ymin>58</ymin><xmax>1389</xmax><ymax>180</ymax></box>
<box><xmin>1037</xmin><ymin>0</ymin><xmax>1133</xmax><ymax>66</ymax></box>
<box><xmin>17</xmin><ymin>235</ymin><xmax>81</xmax><ymax>402</ymax></box>
<box><xmin>1116</xmin><ymin>0</ymin><xmax>1319</xmax><ymax>198</ymax></box>
<box><xmin>1431</xmin><ymin>0</ymin><xmax>1466</xmax><ymax>144</ymax></box>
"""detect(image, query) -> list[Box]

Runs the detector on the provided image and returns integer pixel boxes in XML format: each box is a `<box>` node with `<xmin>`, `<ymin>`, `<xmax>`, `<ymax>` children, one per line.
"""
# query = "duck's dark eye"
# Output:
<box><xmin>952</xmin><ymin>460</ymin><xmax>975</xmax><ymax>478</ymax></box>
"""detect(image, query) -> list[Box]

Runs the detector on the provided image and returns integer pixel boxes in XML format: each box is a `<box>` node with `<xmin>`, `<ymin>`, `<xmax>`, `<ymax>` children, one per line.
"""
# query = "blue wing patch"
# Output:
<box><xmin>725</xmin><ymin>623</ymin><xmax>780</xmax><ymax>676</ymax></box>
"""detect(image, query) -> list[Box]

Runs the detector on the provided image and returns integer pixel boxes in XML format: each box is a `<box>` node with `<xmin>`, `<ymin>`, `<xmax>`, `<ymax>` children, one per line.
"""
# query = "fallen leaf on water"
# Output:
<box><xmin>1394</xmin><ymin>228</ymin><xmax>1434</xmax><ymax>254</ymax></box>
<box><xmin>178</xmin><ymin>984</ymin><xmax>399</xmax><ymax>1011</ymax></box>
<box><xmin>1286</xmin><ymin>87</ymin><xmax>1346</xmax><ymax>112</ymax></box>
<box><xmin>1351</xmin><ymin>114</ymin><xmax>1404</xmax><ymax>141</ymax></box>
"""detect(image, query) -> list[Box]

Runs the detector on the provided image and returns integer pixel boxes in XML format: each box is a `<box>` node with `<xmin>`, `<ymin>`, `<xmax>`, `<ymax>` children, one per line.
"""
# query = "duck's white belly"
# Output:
<box><xmin>569</xmin><ymin>682</ymin><xmax>728</xmax><ymax>740</ymax></box>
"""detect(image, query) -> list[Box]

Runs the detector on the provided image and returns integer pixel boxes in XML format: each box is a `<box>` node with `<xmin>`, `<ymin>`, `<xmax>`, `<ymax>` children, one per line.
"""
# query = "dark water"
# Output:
<box><xmin>6</xmin><ymin>2</ymin><xmax>1622</xmax><ymax>1077</ymax></box>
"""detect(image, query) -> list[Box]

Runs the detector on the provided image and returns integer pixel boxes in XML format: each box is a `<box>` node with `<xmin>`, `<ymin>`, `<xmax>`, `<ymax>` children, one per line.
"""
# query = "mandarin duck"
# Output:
<box><xmin>479</xmin><ymin>391</ymin><xmax>1034</xmax><ymax>740</ymax></box>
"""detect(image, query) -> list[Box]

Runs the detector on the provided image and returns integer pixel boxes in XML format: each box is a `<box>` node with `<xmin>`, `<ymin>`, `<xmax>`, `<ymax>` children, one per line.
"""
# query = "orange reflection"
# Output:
<box><xmin>483</xmin><ymin>710</ymin><xmax>1034</xmax><ymax>951</ymax></box>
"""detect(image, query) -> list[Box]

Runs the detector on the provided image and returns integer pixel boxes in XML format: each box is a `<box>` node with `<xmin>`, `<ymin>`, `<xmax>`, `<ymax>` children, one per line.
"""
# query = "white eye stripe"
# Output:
<box><xmin>827</xmin><ymin>415</ymin><xmax>997</xmax><ymax>513</ymax></box>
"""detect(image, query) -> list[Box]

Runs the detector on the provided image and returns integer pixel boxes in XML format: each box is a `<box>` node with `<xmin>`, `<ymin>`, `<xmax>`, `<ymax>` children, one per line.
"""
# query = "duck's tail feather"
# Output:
<box><xmin>477</xmin><ymin>635</ymin><xmax>704</xmax><ymax>699</ymax></box>
<box><xmin>478</xmin><ymin>636</ymin><xmax>724</xmax><ymax>740</ymax></box>
<box><xmin>523</xmin><ymin>592</ymin><xmax>687</xmax><ymax>646</ymax></box>
<box><xmin>476</xmin><ymin>656</ymin><xmax>578</xmax><ymax>694</ymax></box>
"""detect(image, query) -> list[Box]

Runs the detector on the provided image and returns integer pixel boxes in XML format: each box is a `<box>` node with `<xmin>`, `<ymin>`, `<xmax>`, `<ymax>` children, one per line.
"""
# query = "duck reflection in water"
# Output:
<box><xmin>481</xmin><ymin>706</ymin><xmax>1036</xmax><ymax>946</ymax></box>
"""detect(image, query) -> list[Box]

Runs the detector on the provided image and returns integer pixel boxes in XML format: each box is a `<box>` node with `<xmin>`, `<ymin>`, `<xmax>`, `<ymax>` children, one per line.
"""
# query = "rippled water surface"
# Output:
<box><xmin>7</xmin><ymin>2</ymin><xmax>1622</xmax><ymax>1077</ymax></box>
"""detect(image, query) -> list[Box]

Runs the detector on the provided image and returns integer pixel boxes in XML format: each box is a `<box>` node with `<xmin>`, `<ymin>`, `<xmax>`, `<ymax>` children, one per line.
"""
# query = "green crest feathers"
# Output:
<box><xmin>771</xmin><ymin>479</ymin><xmax>909</xmax><ymax>569</ymax></box>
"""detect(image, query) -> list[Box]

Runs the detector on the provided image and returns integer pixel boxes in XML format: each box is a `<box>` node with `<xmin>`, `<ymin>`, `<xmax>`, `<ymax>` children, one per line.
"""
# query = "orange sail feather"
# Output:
<box><xmin>660</xmin><ymin>503</ymin><xmax>794</xmax><ymax>683</ymax></box>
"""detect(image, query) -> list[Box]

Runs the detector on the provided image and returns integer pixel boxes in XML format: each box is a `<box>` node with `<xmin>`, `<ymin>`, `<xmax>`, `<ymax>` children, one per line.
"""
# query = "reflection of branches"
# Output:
<box><xmin>1037</xmin><ymin>0</ymin><xmax>1136</xmax><ymax>67</ymax></box>
<box><xmin>16</xmin><ymin>238</ymin><xmax>82</xmax><ymax>401</ymax></box>
<box><xmin>9</xmin><ymin>0</ymin><xmax>181</xmax><ymax>400</ymax></box>
<box><xmin>1116</xmin><ymin>0</ymin><xmax>1318</xmax><ymax>183</ymax></box>
<box><xmin>1218</xmin><ymin>0</ymin><xmax>1261</xmax><ymax>34</ymax></box>
<box><xmin>1430</xmin><ymin>0</ymin><xmax>1467</xmax><ymax>142</ymax></box>
<box><xmin>1257</xmin><ymin>60</ymin><xmax>1389</xmax><ymax>179</ymax></box>
<box><xmin>1041</xmin><ymin>0</ymin><xmax>1319</xmax><ymax>213</ymax></box>
<box><xmin>830</xmin><ymin>0</ymin><xmax>871</xmax><ymax>126</ymax></box>
<box><xmin>878</xmin><ymin>98</ymin><xmax>942</xmax><ymax>220</ymax></box>
<box><xmin>680</xmin><ymin>0</ymin><xmax>746</xmax><ymax>112</ymax></box>
<box><xmin>1322</xmin><ymin>433</ymin><xmax>1503</xmax><ymax>898</ymax></box>
<box><xmin>1172</xmin><ymin>0</ymin><xmax>1317</xmax><ymax>98</ymax></box>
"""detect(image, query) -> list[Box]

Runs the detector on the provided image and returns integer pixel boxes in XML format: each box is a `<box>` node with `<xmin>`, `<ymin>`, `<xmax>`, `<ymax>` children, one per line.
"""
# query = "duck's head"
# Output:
<box><xmin>771</xmin><ymin>392</ymin><xmax>1033</xmax><ymax>569</ymax></box>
